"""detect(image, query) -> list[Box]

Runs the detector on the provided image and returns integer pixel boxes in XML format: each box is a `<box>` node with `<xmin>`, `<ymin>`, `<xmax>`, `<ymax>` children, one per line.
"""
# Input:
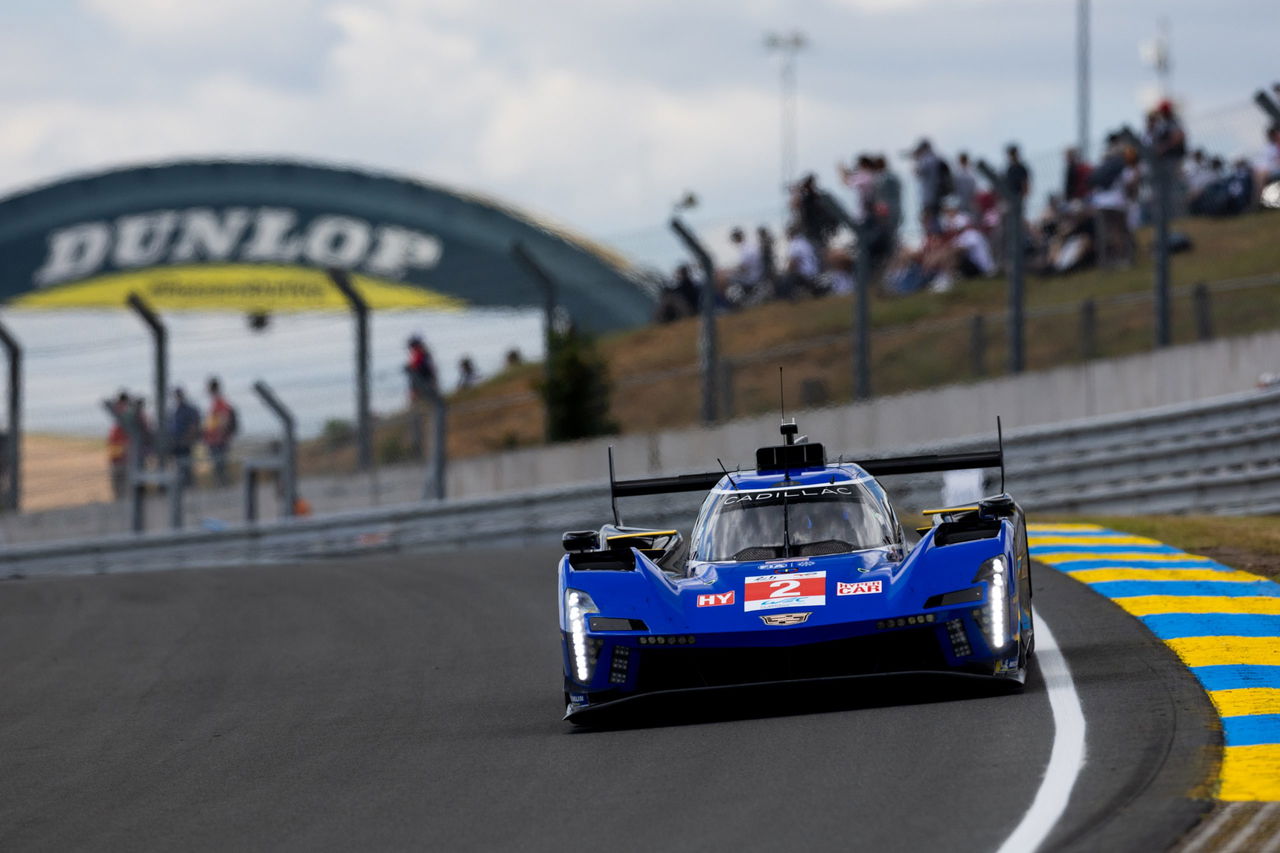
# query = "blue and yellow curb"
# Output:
<box><xmin>1028</xmin><ymin>522</ymin><xmax>1280</xmax><ymax>802</ymax></box>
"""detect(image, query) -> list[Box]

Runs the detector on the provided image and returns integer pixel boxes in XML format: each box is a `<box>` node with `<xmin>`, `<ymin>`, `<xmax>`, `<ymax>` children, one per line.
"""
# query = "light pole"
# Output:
<box><xmin>1076</xmin><ymin>0</ymin><xmax>1090</xmax><ymax>159</ymax></box>
<box><xmin>765</xmin><ymin>31</ymin><xmax>807</xmax><ymax>199</ymax></box>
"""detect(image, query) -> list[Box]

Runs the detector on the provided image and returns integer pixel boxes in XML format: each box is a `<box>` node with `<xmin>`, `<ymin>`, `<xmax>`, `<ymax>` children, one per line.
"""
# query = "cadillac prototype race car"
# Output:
<box><xmin>558</xmin><ymin>420</ymin><xmax>1033</xmax><ymax>722</ymax></box>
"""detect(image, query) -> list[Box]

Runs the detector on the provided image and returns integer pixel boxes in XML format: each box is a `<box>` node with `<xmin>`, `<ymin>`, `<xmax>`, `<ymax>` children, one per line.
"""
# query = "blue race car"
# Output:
<box><xmin>558</xmin><ymin>420</ymin><xmax>1033</xmax><ymax>722</ymax></box>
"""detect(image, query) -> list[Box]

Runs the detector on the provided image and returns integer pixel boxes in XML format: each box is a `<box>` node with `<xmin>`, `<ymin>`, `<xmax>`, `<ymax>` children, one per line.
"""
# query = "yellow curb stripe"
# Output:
<box><xmin>1025</xmin><ymin>523</ymin><xmax>1106</xmax><ymax>532</ymax></box>
<box><xmin>1113</xmin><ymin>596</ymin><xmax>1280</xmax><ymax>617</ymax></box>
<box><xmin>1166</xmin><ymin>636</ymin><xmax>1280</xmax><ymax>668</ymax></box>
<box><xmin>1067</xmin><ymin>568</ymin><xmax>1262</xmax><ymax>584</ymax></box>
<box><xmin>1220</xmin><ymin>744</ymin><xmax>1280</xmax><ymax>801</ymax></box>
<box><xmin>1210</xmin><ymin>688</ymin><xmax>1280</xmax><ymax>718</ymax></box>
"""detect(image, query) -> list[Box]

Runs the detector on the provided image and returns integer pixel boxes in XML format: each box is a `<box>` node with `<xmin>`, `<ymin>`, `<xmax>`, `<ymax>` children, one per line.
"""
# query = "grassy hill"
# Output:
<box><xmin>304</xmin><ymin>210</ymin><xmax>1280</xmax><ymax>473</ymax></box>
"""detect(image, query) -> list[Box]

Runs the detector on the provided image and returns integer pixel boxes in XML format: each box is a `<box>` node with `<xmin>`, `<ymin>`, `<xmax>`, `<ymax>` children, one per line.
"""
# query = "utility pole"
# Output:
<box><xmin>1076</xmin><ymin>0</ymin><xmax>1091</xmax><ymax>159</ymax></box>
<box><xmin>765</xmin><ymin>31</ymin><xmax>807</xmax><ymax>201</ymax></box>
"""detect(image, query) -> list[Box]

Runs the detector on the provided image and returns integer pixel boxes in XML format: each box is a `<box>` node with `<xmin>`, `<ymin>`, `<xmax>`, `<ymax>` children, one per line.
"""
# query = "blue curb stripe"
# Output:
<box><xmin>1142</xmin><ymin>613</ymin><xmax>1280</xmax><ymax>639</ymax></box>
<box><xmin>1086</xmin><ymin>580</ymin><xmax>1280</xmax><ymax>598</ymax></box>
<box><xmin>1192</xmin><ymin>665</ymin><xmax>1280</xmax><ymax>691</ymax></box>
<box><xmin>1222</xmin><ymin>715</ymin><xmax>1280</xmax><ymax>747</ymax></box>
<box><xmin>1035</xmin><ymin>557</ymin><xmax>1230</xmax><ymax>570</ymax></box>
<box><xmin>1033</xmin><ymin>544</ymin><xmax>1183</xmax><ymax>555</ymax></box>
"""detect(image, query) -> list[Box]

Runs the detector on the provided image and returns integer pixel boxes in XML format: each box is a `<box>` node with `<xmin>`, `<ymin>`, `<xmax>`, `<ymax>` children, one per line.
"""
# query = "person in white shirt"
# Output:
<box><xmin>728</xmin><ymin>227</ymin><xmax>765</xmax><ymax>305</ymax></box>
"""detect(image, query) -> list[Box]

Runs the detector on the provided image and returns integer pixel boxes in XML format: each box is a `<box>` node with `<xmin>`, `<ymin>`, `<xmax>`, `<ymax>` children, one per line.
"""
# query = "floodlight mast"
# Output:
<box><xmin>765</xmin><ymin>30</ymin><xmax>808</xmax><ymax>200</ymax></box>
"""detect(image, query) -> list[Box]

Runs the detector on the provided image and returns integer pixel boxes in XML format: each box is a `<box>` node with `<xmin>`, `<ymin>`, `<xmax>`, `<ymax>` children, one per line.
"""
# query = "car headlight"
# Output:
<box><xmin>565</xmin><ymin>588</ymin><xmax>599</xmax><ymax>683</ymax></box>
<box><xmin>973</xmin><ymin>555</ymin><xmax>1008</xmax><ymax>651</ymax></box>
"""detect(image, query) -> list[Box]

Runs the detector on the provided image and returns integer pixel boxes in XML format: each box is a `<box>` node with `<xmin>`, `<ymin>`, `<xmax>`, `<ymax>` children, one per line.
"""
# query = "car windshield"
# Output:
<box><xmin>696</xmin><ymin>482</ymin><xmax>894</xmax><ymax>562</ymax></box>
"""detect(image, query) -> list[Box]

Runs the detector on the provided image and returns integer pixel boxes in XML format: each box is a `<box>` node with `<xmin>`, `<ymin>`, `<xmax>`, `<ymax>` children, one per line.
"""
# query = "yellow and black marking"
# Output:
<box><xmin>1029</xmin><ymin>523</ymin><xmax>1280</xmax><ymax>802</ymax></box>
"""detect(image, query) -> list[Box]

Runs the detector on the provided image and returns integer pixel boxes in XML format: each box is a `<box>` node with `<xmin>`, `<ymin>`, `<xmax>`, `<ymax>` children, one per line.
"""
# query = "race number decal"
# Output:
<box><xmin>836</xmin><ymin>580</ymin><xmax>883</xmax><ymax>596</ymax></box>
<box><xmin>744</xmin><ymin>571</ymin><xmax>826</xmax><ymax>612</ymax></box>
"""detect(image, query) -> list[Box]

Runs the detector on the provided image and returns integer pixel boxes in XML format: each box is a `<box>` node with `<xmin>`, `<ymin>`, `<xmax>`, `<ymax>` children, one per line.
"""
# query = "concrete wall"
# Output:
<box><xmin>4</xmin><ymin>326</ymin><xmax>1277</xmax><ymax>545</ymax></box>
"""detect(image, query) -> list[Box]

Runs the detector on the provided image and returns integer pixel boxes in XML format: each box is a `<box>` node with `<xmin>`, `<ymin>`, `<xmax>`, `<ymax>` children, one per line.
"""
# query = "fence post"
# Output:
<box><xmin>103</xmin><ymin>399</ymin><xmax>145</xmax><ymax>533</ymax></box>
<box><xmin>126</xmin><ymin>293</ymin><xmax>168</xmax><ymax>466</ymax></box>
<box><xmin>670</xmin><ymin>217</ymin><xmax>720</xmax><ymax>424</ymax></box>
<box><xmin>252</xmin><ymin>380</ymin><xmax>297</xmax><ymax>518</ymax></box>
<box><xmin>511</xmin><ymin>242</ymin><xmax>562</xmax><ymax>440</ymax></box>
<box><xmin>1079</xmin><ymin>299</ymin><xmax>1097</xmax><ymax>360</ymax></box>
<box><xmin>977</xmin><ymin>161</ymin><xmax>1025</xmax><ymax>374</ymax></box>
<box><xmin>405</xmin><ymin>368</ymin><xmax>447</xmax><ymax>501</ymax></box>
<box><xmin>969</xmin><ymin>314</ymin><xmax>986</xmax><ymax>377</ymax></box>
<box><xmin>1193</xmin><ymin>282</ymin><xmax>1213</xmax><ymax>341</ymax></box>
<box><xmin>0</xmin><ymin>322</ymin><xmax>20</xmax><ymax>511</ymax></box>
<box><xmin>326</xmin><ymin>269</ymin><xmax>372</xmax><ymax>471</ymax></box>
<box><xmin>818</xmin><ymin>194</ymin><xmax>873</xmax><ymax>401</ymax></box>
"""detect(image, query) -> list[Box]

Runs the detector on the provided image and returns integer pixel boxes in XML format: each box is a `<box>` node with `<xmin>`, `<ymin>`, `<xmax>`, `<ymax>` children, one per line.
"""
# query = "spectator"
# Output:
<box><xmin>940</xmin><ymin>198</ymin><xmax>997</xmax><ymax>278</ymax></box>
<box><xmin>405</xmin><ymin>335</ymin><xmax>438</xmax><ymax>400</ymax></box>
<box><xmin>1257</xmin><ymin>125</ymin><xmax>1280</xmax><ymax>188</ymax></box>
<box><xmin>203</xmin><ymin>377</ymin><xmax>237</xmax><ymax>487</ymax></box>
<box><xmin>778</xmin><ymin>224</ymin><xmax>820</xmax><ymax>300</ymax></box>
<box><xmin>791</xmin><ymin>173</ymin><xmax>840</xmax><ymax>252</ymax></box>
<box><xmin>1091</xmin><ymin>134</ymin><xmax>1135</xmax><ymax>267</ymax></box>
<box><xmin>655</xmin><ymin>264</ymin><xmax>700</xmax><ymax>322</ymax></box>
<box><xmin>837</xmin><ymin>154</ymin><xmax>878</xmax><ymax>222</ymax></box>
<box><xmin>169</xmin><ymin>387</ymin><xmax>201</xmax><ymax>487</ymax></box>
<box><xmin>505</xmin><ymin>348</ymin><xmax>523</xmax><ymax>368</ymax></box>
<box><xmin>869</xmin><ymin>155</ymin><xmax>904</xmax><ymax>264</ymax></box>
<box><xmin>728</xmin><ymin>227</ymin><xmax>766</xmax><ymax>304</ymax></box>
<box><xmin>953</xmin><ymin>152</ymin><xmax>979</xmax><ymax>215</ymax></box>
<box><xmin>1004</xmin><ymin>144</ymin><xmax>1031</xmax><ymax>200</ymax></box>
<box><xmin>457</xmin><ymin>356</ymin><xmax>478</xmax><ymax>391</ymax></box>
<box><xmin>1063</xmin><ymin>148</ymin><xmax>1092</xmax><ymax>201</ymax></box>
<box><xmin>909</xmin><ymin>139</ymin><xmax>950</xmax><ymax>234</ymax></box>
<box><xmin>1185</xmin><ymin>150</ymin><xmax>1223</xmax><ymax>214</ymax></box>
<box><xmin>106</xmin><ymin>391</ymin><xmax>131</xmax><ymax>500</ymax></box>
<box><xmin>756</xmin><ymin>226</ymin><xmax>778</xmax><ymax>295</ymax></box>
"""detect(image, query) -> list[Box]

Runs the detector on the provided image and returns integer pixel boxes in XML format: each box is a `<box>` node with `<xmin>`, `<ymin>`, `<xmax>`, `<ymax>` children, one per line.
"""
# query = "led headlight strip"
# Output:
<box><xmin>565</xmin><ymin>588</ymin><xmax>599</xmax><ymax>683</ymax></box>
<box><xmin>974</xmin><ymin>555</ymin><xmax>1009</xmax><ymax>650</ymax></box>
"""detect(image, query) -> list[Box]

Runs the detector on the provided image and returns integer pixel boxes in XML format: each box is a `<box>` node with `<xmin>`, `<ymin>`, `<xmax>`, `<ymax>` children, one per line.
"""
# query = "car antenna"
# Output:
<box><xmin>779</xmin><ymin>366</ymin><xmax>785</xmax><ymax>422</ymax></box>
<box><xmin>997</xmin><ymin>416</ymin><xmax>1006</xmax><ymax>494</ymax></box>
<box><xmin>608</xmin><ymin>445</ymin><xmax>621</xmax><ymax>527</ymax></box>
<box><xmin>717</xmin><ymin>458</ymin><xmax>740</xmax><ymax>490</ymax></box>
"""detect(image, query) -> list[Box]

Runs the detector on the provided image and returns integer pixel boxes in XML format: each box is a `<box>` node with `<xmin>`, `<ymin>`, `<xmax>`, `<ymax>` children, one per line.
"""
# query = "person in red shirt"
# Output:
<box><xmin>203</xmin><ymin>377</ymin><xmax>237</xmax><ymax>486</ymax></box>
<box><xmin>405</xmin><ymin>335</ymin><xmax>438</xmax><ymax>401</ymax></box>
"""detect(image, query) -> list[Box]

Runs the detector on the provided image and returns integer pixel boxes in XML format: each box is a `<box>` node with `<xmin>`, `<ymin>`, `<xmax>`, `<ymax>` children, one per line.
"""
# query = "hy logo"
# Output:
<box><xmin>760</xmin><ymin>612</ymin><xmax>811</xmax><ymax>626</ymax></box>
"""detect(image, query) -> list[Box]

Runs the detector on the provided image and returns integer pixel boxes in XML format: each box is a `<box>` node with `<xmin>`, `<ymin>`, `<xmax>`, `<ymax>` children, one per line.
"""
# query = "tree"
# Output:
<box><xmin>539</xmin><ymin>325</ymin><xmax>617</xmax><ymax>442</ymax></box>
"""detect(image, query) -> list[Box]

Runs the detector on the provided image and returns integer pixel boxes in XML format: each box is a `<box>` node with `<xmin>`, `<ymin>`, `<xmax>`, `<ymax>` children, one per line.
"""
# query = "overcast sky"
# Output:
<box><xmin>1</xmin><ymin>0</ymin><xmax>1275</xmax><ymax>268</ymax></box>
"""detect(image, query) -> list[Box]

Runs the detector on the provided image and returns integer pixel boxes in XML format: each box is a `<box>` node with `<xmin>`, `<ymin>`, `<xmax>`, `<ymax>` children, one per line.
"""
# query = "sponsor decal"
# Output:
<box><xmin>744</xmin><ymin>570</ymin><xmax>826</xmax><ymax>612</ymax></box>
<box><xmin>722</xmin><ymin>486</ymin><xmax>854</xmax><ymax>505</ymax></box>
<box><xmin>761</xmin><ymin>612</ymin><xmax>812</xmax><ymax>626</ymax></box>
<box><xmin>836</xmin><ymin>580</ymin><xmax>883</xmax><ymax>596</ymax></box>
<box><xmin>760</xmin><ymin>559</ymin><xmax>815</xmax><ymax>573</ymax></box>
<box><xmin>696</xmin><ymin>591</ymin><xmax>735</xmax><ymax>607</ymax></box>
<box><xmin>993</xmin><ymin>658</ymin><xmax>1020</xmax><ymax>674</ymax></box>
<box><xmin>33</xmin><ymin>207</ymin><xmax>443</xmax><ymax>287</ymax></box>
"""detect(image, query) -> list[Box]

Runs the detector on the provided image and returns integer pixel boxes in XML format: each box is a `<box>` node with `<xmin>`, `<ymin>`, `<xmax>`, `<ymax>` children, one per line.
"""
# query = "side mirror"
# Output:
<box><xmin>562</xmin><ymin>530</ymin><xmax>600</xmax><ymax>553</ymax></box>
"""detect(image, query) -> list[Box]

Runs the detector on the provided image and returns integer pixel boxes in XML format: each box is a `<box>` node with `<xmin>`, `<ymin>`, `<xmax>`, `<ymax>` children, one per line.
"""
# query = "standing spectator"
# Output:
<box><xmin>505</xmin><ymin>348</ymin><xmax>523</xmax><ymax>368</ymax></box>
<box><xmin>655</xmin><ymin>264</ymin><xmax>700</xmax><ymax>322</ymax></box>
<box><xmin>203</xmin><ymin>377</ymin><xmax>237</xmax><ymax>487</ymax></box>
<box><xmin>106</xmin><ymin>391</ymin><xmax>131</xmax><ymax>500</ymax></box>
<box><xmin>169</xmin><ymin>387</ymin><xmax>201</xmax><ymax>487</ymax></box>
<box><xmin>909</xmin><ymin>139</ymin><xmax>950</xmax><ymax>234</ymax></box>
<box><xmin>405</xmin><ymin>335</ymin><xmax>438</xmax><ymax>400</ymax></box>
<box><xmin>457</xmin><ymin>356</ymin><xmax>479</xmax><ymax>391</ymax></box>
<box><xmin>1257</xmin><ymin>125</ymin><xmax>1280</xmax><ymax>188</ymax></box>
<box><xmin>756</xmin><ymin>226</ymin><xmax>778</xmax><ymax>296</ymax></box>
<box><xmin>1063</xmin><ymin>148</ymin><xmax>1093</xmax><ymax>201</ymax></box>
<box><xmin>871</xmin><ymin>155</ymin><xmax>904</xmax><ymax>257</ymax></box>
<box><xmin>837</xmin><ymin>154</ymin><xmax>878</xmax><ymax>221</ymax></box>
<box><xmin>791</xmin><ymin>173</ymin><xmax>839</xmax><ymax>252</ymax></box>
<box><xmin>1091</xmin><ymin>135</ymin><xmax>1136</xmax><ymax>267</ymax></box>
<box><xmin>1004</xmin><ymin>144</ymin><xmax>1031</xmax><ymax>199</ymax></box>
<box><xmin>953</xmin><ymin>152</ymin><xmax>979</xmax><ymax>215</ymax></box>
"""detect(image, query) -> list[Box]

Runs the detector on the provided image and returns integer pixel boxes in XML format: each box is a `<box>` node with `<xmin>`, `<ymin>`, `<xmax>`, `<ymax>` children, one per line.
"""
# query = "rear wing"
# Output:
<box><xmin>607</xmin><ymin>422</ymin><xmax>1005</xmax><ymax>526</ymax></box>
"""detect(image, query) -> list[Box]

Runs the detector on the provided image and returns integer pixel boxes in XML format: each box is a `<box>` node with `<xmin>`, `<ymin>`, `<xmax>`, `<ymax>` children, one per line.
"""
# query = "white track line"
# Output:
<box><xmin>1221</xmin><ymin>803</ymin><xmax>1280</xmax><ymax>853</ymax></box>
<box><xmin>995</xmin><ymin>613</ymin><xmax>1088</xmax><ymax>853</ymax></box>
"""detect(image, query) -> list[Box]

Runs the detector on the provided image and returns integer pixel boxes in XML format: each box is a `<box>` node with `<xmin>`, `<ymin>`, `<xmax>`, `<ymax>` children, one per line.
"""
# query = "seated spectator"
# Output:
<box><xmin>1040</xmin><ymin>201</ymin><xmax>1097</xmax><ymax>275</ymax></box>
<box><xmin>778</xmin><ymin>224</ymin><xmax>821</xmax><ymax>300</ymax></box>
<box><xmin>1185</xmin><ymin>149</ymin><xmax>1221</xmax><ymax>213</ymax></box>
<box><xmin>727</xmin><ymin>227</ymin><xmax>767</xmax><ymax>305</ymax></box>
<box><xmin>654</xmin><ymin>264</ymin><xmax>700</xmax><ymax>322</ymax></box>
<box><xmin>940</xmin><ymin>199</ymin><xmax>997</xmax><ymax>279</ymax></box>
<box><xmin>1090</xmin><ymin>135</ymin><xmax>1135</xmax><ymax>267</ymax></box>
<box><xmin>820</xmin><ymin>246</ymin><xmax>857</xmax><ymax>296</ymax></box>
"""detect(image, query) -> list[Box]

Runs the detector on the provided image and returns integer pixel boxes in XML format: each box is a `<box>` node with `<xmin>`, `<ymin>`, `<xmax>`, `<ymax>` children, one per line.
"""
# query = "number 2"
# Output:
<box><xmin>769</xmin><ymin>579</ymin><xmax>801</xmax><ymax>598</ymax></box>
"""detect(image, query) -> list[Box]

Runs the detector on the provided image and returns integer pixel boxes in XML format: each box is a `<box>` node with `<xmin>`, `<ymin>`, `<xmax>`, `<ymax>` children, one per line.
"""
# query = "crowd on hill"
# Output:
<box><xmin>655</xmin><ymin>86</ymin><xmax>1280</xmax><ymax>322</ymax></box>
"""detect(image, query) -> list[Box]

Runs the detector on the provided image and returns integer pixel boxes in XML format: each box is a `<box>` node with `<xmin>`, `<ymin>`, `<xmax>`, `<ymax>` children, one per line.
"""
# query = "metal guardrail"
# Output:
<box><xmin>3</xmin><ymin>388</ymin><xmax>1279</xmax><ymax>578</ymax></box>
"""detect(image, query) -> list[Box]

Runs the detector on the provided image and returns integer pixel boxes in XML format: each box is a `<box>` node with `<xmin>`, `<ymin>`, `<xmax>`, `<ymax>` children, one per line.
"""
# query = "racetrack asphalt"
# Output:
<box><xmin>0</xmin><ymin>546</ymin><xmax>1218</xmax><ymax>852</ymax></box>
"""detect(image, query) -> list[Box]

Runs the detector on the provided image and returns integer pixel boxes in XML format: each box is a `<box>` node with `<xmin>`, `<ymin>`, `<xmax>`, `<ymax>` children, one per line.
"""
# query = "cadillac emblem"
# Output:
<box><xmin>760</xmin><ymin>612</ymin><xmax>811</xmax><ymax>626</ymax></box>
